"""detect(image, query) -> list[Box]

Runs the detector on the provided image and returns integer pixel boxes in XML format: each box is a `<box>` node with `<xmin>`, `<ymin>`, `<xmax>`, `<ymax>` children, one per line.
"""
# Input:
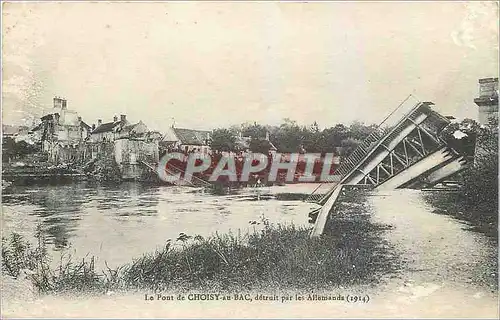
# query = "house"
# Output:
<box><xmin>29</xmin><ymin>97</ymin><xmax>92</xmax><ymax>163</ymax></box>
<box><xmin>30</xmin><ymin>97</ymin><xmax>92</xmax><ymax>145</ymax></box>
<box><xmin>112</xmin><ymin>121</ymin><xmax>162</xmax><ymax>180</ymax></box>
<box><xmin>90</xmin><ymin>115</ymin><xmax>157</xmax><ymax>142</ymax></box>
<box><xmin>116</xmin><ymin>120</ymin><xmax>150</xmax><ymax>140</ymax></box>
<box><xmin>162</xmin><ymin>126</ymin><xmax>211</xmax><ymax>154</ymax></box>
<box><xmin>90</xmin><ymin>115</ymin><xmax>129</xmax><ymax>142</ymax></box>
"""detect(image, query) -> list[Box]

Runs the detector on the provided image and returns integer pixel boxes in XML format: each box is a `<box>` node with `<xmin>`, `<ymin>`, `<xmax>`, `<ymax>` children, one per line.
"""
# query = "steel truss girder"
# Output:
<box><xmin>356</xmin><ymin>126</ymin><xmax>442</xmax><ymax>186</ymax></box>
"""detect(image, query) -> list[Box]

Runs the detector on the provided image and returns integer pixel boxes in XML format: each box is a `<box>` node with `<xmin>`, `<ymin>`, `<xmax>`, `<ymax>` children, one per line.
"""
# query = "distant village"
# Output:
<box><xmin>2</xmin><ymin>96</ymin><xmax>281</xmax><ymax>181</ymax></box>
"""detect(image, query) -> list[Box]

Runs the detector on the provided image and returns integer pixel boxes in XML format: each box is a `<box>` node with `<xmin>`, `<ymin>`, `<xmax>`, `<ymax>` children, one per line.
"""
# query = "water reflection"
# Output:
<box><xmin>2</xmin><ymin>181</ymin><xmax>316</xmax><ymax>267</ymax></box>
<box><xmin>2</xmin><ymin>182</ymin><xmax>163</xmax><ymax>249</ymax></box>
<box><xmin>4</xmin><ymin>183</ymin><xmax>84</xmax><ymax>249</ymax></box>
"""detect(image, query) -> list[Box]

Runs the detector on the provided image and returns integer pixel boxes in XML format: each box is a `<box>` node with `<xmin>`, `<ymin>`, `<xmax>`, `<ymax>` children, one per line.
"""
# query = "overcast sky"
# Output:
<box><xmin>2</xmin><ymin>1</ymin><xmax>498</xmax><ymax>131</ymax></box>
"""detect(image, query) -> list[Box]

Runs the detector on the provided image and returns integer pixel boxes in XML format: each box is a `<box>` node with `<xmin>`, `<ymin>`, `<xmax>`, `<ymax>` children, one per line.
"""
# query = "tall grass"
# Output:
<box><xmin>2</xmin><ymin>194</ymin><xmax>399</xmax><ymax>294</ymax></box>
<box><xmin>2</xmin><ymin>227</ymin><xmax>114</xmax><ymax>293</ymax></box>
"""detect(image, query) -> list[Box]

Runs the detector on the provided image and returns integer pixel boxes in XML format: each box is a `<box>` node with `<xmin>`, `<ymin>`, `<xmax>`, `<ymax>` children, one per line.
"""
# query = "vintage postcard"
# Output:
<box><xmin>1</xmin><ymin>1</ymin><xmax>498</xmax><ymax>318</ymax></box>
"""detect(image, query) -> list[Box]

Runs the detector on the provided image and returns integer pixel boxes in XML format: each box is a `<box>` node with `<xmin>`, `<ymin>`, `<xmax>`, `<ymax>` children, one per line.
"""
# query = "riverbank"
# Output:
<box><xmin>2</xmin><ymin>190</ymin><xmax>397</xmax><ymax>295</ymax></box>
<box><xmin>422</xmin><ymin>190</ymin><xmax>498</xmax><ymax>240</ymax></box>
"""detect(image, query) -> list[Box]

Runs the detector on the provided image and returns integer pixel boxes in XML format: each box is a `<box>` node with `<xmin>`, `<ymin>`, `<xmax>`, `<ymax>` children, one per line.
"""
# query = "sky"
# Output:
<box><xmin>2</xmin><ymin>1</ymin><xmax>499</xmax><ymax>131</ymax></box>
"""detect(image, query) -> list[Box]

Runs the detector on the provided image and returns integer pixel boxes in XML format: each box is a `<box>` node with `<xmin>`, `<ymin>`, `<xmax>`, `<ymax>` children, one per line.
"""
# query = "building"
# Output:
<box><xmin>90</xmin><ymin>115</ymin><xmax>129</xmax><ymax>142</ymax></box>
<box><xmin>29</xmin><ymin>97</ymin><xmax>92</xmax><ymax>163</ymax></box>
<box><xmin>88</xmin><ymin>115</ymin><xmax>162</xmax><ymax>179</ymax></box>
<box><xmin>162</xmin><ymin>126</ymin><xmax>211</xmax><ymax>153</ymax></box>
<box><xmin>474</xmin><ymin>77</ymin><xmax>498</xmax><ymax>126</ymax></box>
<box><xmin>114</xmin><ymin>138</ymin><xmax>159</xmax><ymax>180</ymax></box>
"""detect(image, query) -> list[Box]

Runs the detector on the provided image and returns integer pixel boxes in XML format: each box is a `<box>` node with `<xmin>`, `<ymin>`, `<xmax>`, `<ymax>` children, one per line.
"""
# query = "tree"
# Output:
<box><xmin>340</xmin><ymin>138</ymin><xmax>360</xmax><ymax>158</ymax></box>
<box><xmin>210</xmin><ymin>129</ymin><xmax>236</xmax><ymax>152</ymax></box>
<box><xmin>461</xmin><ymin>120</ymin><xmax>498</xmax><ymax>215</ymax></box>
<box><xmin>439</xmin><ymin>118</ymin><xmax>498</xmax><ymax>215</ymax></box>
<box><xmin>348</xmin><ymin>121</ymin><xmax>377</xmax><ymax>141</ymax></box>
<box><xmin>2</xmin><ymin>137</ymin><xmax>17</xmax><ymax>163</ymax></box>
<box><xmin>439</xmin><ymin>118</ymin><xmax>480</xmax><ymax>158</ymax></box>
<box><xmin>2</xmin><ymin>137</ymin><xmax>39</xmax><ymax>163</ymax></box>
<box><xmin>241</xmin><ymin>123</ymin><xmax>267</xmax><ymax>139</ymax></box>
<box><xmin>301</xmin><ymin>124</ymin><xmax>321</xmax><ymax>153</ymax></box>
<box><xmin>249</xmin><ymin>138</ymin><xmax>271</xmax><ymax>154</ymax></box>
<box><xmin>271</xmin><ymin>119</ymin><xmax>305</xmax><ymax>153</ymax></box>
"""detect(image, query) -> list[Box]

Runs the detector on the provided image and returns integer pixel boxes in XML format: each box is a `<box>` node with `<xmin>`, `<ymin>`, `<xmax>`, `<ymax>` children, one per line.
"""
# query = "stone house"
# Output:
<box><xmin>90</xmin><ymin>115</ymin><xmax>129</xmax><ymax>143</ymax></box>
<box><xmin>29</xmin><ymin>97</ymin><xmax>92</xmax><ymax>163</ymax></box>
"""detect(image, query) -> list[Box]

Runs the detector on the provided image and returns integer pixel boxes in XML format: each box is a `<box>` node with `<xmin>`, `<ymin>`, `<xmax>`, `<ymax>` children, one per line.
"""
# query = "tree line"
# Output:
<box><xmin>210</xmin><ymin>118</ymin><xmax>379</xmax><ymax>156</ymax></box>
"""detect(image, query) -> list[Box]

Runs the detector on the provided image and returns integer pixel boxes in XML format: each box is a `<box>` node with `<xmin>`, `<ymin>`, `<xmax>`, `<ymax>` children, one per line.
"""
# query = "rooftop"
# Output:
<box><xmin>172</xmin><ymin>127</ymin><xmax>210</xmax><ymax>145</ymax></box>
<box><xmin>92</xmin><ymin>121</ymin><xmax>123</xmax><ymax>134</ymax></box>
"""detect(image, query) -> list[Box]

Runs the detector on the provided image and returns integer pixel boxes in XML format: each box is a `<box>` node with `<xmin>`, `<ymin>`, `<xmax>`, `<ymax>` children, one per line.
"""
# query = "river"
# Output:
<box><xmin>1</xmin><ymin>181</ymin><xmax>321</xmax><ymax>268</ymax></box>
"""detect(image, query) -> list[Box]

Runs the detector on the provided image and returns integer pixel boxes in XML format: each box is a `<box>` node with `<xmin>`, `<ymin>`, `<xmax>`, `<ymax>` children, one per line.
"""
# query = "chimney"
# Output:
<box><xmin>98</xmin><ymin>119</ymin><xmax>102</xmax><ymax>126</ymax></box>
<box><xmin>120</xmin><ymin>114</ymin><xmax>126</xmax><ymax>123</ymax></box>
<box><xmin>77</xmin><ymin>116</ymin><xmax>82</xmax><ymax>122</ymax></box>
<box><xmin>54</xmin><ymin>97</ymin><xmax>61</xmax><ymax>109</ymax></box>
<box><xmin>92</xmin><ymin>124</ymin><xmax>96</xmax><ymax>131</ymax></box>
<box><xmin>53</xmin><ymin>96</ymin><xmax>67</xmax><ymax>110</ymax></box>
<box><xmin>113</xmin><ymin>115</ymin><xmax>118</xmax><ymax>122</ymax></box>
<box><xmin>478</xmin><ymin>77</ymin><xmax>499</xmax><ymax>98</ymax></box>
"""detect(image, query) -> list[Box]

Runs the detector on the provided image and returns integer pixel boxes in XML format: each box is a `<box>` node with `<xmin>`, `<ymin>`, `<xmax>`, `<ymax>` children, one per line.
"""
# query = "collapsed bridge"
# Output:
<box><xmin>306</xmin><ymin>95</ymin><xmax>475</xmax><ymax>237</ymax></box>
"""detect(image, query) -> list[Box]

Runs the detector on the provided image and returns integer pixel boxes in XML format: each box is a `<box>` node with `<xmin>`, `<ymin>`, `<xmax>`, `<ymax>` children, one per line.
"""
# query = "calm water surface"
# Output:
<box><xmin>2</xmin><ymin>182</ymin><xmax>319</xmax><ymax>268</ymax></box>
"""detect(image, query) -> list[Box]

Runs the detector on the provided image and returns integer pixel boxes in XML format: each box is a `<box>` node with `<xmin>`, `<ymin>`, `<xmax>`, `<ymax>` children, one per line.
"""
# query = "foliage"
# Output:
<box><xmin>340</xmin><ymin>138</ymin><xmax>362</xmax><ymax>157</ymax></box>
<box><xmin>86</xmin><ymin>155</ymin><xmax>122</xmax><ymax>182</ymax></box>
<box><xmin>209</xmin><ymin>128</ymin><xmax>237</xmax><ymax>152</ymax></box>
<box><xmin>1</xmin><ymin>227</ymin><xmax>48</xmax><ymax>278</ymax></box>
<box><xmin>212</xmin><ymin>119</ymin><xmax>377</xmax><ymax>155</ymax></box>
<box><xmin>269</xmin><ymin>119</ymin><xmax>306</xmax><ymax>153</ymax></box>
<box><xmin>348</xmin><ymin>121</ymin><xmax>378</xmax><ymax>141</ymax></box>
<box><xmin>439</xmin><ymin>118</ymin><xmax>480</xmax><ymax>157</ymax></box>
<box><xmin>2</xmin><ymin>137</ymin><xmax>41</xmax><ymax>162</ymax></box>
<box><xmin>460</xmin><ymin>120</ymin><xmax>498</xmax><ymax>214</ymax></box>
<box><xmin>249</xmin><ymin>138</ymin><xmax>271</xmax><ymax>154</ymax></box>
<box><xmin>2</xmin><ymin>229</ymin><xmax>118</xmax><ymax>293</ymax></box>
<box><xmin>241</xmin><ymin>123</ymin><xmax>268</xmax><ymax>139</ymax></box>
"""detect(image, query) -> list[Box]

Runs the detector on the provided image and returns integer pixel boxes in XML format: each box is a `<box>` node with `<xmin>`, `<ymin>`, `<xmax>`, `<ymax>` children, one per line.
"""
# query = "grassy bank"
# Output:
<box><xmin>2</xmin><ymin>194</ymin><xmax>399</xmax><ymax>295</ymax></box>
<box><xmin>423</xmin><ymin>191</ymin><xmax>498</xmax><ymax>240</ymax></box>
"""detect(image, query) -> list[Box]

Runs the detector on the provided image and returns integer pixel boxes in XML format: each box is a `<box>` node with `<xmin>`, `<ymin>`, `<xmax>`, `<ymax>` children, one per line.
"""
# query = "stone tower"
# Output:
<box><xmin>474</xmin><ymin>77</ymin><xmax>498</xmax><ymax>126</ymax></box>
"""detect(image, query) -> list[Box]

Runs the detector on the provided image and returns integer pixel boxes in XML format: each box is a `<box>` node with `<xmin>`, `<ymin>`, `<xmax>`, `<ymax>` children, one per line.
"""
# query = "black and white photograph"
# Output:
<box><xmin>1</xmin><ymin>1</ymin><xmax>499</xmax><ymax>318</ymax></box>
